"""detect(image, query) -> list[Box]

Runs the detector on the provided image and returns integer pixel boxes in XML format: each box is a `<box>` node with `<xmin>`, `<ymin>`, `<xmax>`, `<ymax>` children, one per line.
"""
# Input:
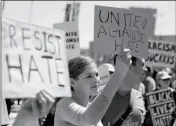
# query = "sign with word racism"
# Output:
<box><xmin>53</xmin><ymin>21</ymin><xmax>80</xmax><ymax>60</ymax></box>
<box><xmin>94</xmin><ymin>5</ymin><xmax>152</xmax><ymax>59</ymax></box>
<box><xmin>145</xmin><ymin>40</ymin><xmax>176</xmax><ymax>68</ymax></box>
<box><xmin>146</xmin><ymin>89</ymin><xmax>175</xmax><ymax>126</ymax></box>
<box><xmin>2</xmin><ymin>18</ymin><xmax>71</xmax><ymax>98</ymax></box>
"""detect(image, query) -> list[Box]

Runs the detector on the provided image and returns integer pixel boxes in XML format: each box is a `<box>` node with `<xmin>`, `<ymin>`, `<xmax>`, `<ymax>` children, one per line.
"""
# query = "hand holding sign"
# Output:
<box><xmin>13</xmin><ymin>90</ymin><xmax>55</xmax><ymax>126</ymax></box>
<box><xmin>114</xmin><ymin>49</ymin><xmax>132</xmax><ymax>77</ymax></box>
<box><xmin>115</xmin><ymin>49</ymin><xmax>132</xmax><ymax>66</ymax></box>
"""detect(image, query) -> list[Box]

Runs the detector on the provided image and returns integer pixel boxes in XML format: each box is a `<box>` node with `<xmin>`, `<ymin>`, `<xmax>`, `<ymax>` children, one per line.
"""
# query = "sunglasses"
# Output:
<box><xmin>161</xmin><ymin>78</ymin><xmax>170</xmax><ymax>82</ymax></box>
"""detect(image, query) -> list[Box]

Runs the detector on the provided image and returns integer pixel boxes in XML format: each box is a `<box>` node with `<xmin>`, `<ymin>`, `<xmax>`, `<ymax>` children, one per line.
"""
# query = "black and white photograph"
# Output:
<box><xmin>1</xmin><ymin>1</ymin><xmax>176</xmax><ymax>126</ymax></box>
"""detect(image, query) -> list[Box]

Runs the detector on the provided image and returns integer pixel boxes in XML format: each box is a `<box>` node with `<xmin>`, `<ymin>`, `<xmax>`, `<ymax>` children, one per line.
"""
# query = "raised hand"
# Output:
<box><xmin>13</xmin><ymin>90</ymin><xmax>55</xmax><ymax>126</ymax></box>
<box><xmin>115</xmin><ymin>48</ymin><xmax>132</xmax><ymax>67</ymax></box>
<box><xmin>32</xmin><ymin>90</ymin><xmax>55</xmax><ymax>118</ymax></box>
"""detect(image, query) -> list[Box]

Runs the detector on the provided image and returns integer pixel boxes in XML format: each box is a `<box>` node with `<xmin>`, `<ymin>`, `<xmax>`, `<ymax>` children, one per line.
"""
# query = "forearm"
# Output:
<box><xmin>83</xmin><ymin>61</ymin><xmax>128</xmax><ymax>125</ymax></box>
<box><xmin>12</xmin><ymin>110</ymin><xmax>38</xmax><ymax>126</ymax></box>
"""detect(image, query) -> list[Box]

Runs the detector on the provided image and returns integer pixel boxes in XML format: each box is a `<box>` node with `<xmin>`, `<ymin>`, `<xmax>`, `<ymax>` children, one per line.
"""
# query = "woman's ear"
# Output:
<box><xmin>70</xmin><ymin>78</ymin><xmax>75</xmax><ymax>92</ymax></box>
<box><xmin>70</xmin><ymin>78</ymin><xmax>75</xmax><ymax>87</ymax></box>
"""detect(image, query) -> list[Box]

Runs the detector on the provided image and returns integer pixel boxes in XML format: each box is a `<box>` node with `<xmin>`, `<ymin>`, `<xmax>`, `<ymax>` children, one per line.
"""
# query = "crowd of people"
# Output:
<box><xmin>2</xmin><ymin>49</ymin><xmax>176</xmax><ymax>126</ymax></box>
<box><xmin>97</xmin><ymin>55</ymin><xmax>176</xmax><ymax>126</ymax></box>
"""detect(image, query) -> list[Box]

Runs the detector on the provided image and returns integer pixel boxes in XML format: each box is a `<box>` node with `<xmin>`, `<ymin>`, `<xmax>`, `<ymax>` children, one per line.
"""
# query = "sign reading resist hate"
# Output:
<box><xmin>2</xmin><ymin>18</ymin><xmax>71</xmax><ymax>98</ymax></box>
<box><xmin>146</xmin><ymin>89</ymin><xmax>175</xmax><ymax>126</ymax></box>
<box><xmin>94</xmin><ymin>5</ymin><xmax>152</xmax><ymax>59</ymax></box>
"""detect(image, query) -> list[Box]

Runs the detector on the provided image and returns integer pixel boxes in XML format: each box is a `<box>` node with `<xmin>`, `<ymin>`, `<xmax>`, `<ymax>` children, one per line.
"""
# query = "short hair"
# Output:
<box><xmin>68</xmin><ymin>56</ymin><xmax>95</xmax><ymax>80</ymax></box>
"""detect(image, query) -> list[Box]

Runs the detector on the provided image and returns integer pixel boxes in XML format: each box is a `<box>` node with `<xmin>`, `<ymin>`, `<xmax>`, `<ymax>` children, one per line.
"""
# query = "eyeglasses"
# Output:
<box><xmin>160</xmin><ymin>78</ymin><xmax>170</xmax><ymax>82</ymax></box>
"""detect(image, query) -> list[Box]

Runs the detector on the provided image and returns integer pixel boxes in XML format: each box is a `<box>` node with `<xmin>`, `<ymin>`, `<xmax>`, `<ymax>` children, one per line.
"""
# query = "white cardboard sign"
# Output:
<box><xmin>53</xmin><ymin>21</ymin><xmax>80</xmax><ymax>60</ymax></box>
<box><xmin>146</xmin><ymin>40</ymin><xmax>176</xmax><ymax>68</ymax></box>
<box><xmin>94</xmin><ymin>5</ymin><xmax>152</xmax><ymax>59</ymax></box>
<box><xmin>2</xmin><ymin>18</ymin><xmax>71</xmax><ymax>98</ymax></box>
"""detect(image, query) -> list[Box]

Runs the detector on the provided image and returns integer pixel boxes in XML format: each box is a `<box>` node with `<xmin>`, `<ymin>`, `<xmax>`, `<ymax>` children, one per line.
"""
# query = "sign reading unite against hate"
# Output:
<box><xmin>146</xmin><ymin>89</ymin><xmax>175</xmax><ymax>126</ymax></box>
<box><xmin>94</xmin><ymin>5</ymin><xmax>152</xmax><ymax>59</ymax></box>
<box><xmin>53</xmin><ymin>21</ymin><xmax>80</xmax><ymax>60</ymax></box>
<box><xmin>145</xmin><ymin>40</ymin><xmax>176</xmax><ymax>68</ymax></box>
<box><xmin>2</xmin><ymin>18</ymin><xmax>71</xmax><ymax>98</ymax></box>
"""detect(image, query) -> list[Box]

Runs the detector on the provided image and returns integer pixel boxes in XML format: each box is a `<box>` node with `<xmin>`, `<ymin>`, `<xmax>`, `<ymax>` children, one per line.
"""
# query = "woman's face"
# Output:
<box><xmin>74</xmin><ymin>63</ymin><xmax>100</xmax><ymax>97</ymax></box>
<box><xmin>158</xmin><ymin>78</ymin><xmax>171</xmax><ymax>89</ymax></box>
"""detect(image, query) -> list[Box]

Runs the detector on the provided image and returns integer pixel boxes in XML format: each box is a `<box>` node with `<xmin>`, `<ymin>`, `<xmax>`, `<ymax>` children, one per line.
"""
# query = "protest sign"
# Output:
<box><xmin>1</xmin><ymin>96</ymin><xmax>10</xmax><ymax>125</ymax></box>
<box><xmin>94</xmin><ymin>5</ymin><xmax>152</xmax><ymax>59</ymax></box>
<box><xmin>146</xmin><ymin>89</ymin><xmax>175</xmax><ymax>126</ymax></box>
<box><xmin>145</xmin><ymin>40</ymin><xmax>176</xmax><ymax>68</ymax></box>
<box><xmin>53</xmin><ymin>21</ymin><xmax>80</xmax><ymax>60</ymax></box>
<box><xmin>2</xmin><ymin>18</ymin><xmax>71</xmax><ymax>98</ymax></box>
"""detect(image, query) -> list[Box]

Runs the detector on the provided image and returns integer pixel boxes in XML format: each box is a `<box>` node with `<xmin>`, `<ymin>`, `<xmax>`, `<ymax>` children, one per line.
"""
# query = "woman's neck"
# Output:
<box><xmin>72</xmin><ymin>91</ymin><xmax>89</xmax><ymax>107</ymax></box>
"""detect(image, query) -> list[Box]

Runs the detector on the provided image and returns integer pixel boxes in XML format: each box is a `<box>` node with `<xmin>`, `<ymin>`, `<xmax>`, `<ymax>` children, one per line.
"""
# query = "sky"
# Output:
<box><xmin>2</xmin><ymin>1</ymin><xmax>176</xmax><ymax>49</ymax></box>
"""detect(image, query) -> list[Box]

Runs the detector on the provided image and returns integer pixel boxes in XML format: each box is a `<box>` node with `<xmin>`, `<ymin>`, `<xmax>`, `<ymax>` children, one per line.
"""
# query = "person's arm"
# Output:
<box><xmin>130</xmin><ymin>89</ymin><xmax>146</xmax><ymax>124</ymax></box>
<box><xmin>55</xmin><ymin>49</ymin><xmax>131</xmax><ymax>125</ymax></box>
<box><xmin>12</xmin><ymin>90</ymin><xmax>55</xmax><ymax>126</ymax></box>
<box><xmin>101</xmin><ymin>91</ymin><xmax>131</xmax><ymax>126</ymax></box>
<box><xmin>12</xmin><ymin>108</ymin><xmax>39</xmax><ymax>126</ymax></box>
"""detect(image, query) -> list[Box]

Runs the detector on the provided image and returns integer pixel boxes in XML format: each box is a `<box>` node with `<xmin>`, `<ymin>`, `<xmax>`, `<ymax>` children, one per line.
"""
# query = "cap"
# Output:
<box><xmin>162</xmin><ymin>67</ymin><xmax>172</xmax><ymax>75</ymax></box>
<box><xmin>156</xmin><ymin>71</ymin><xmax>172</xmax><ymax>80</ymax></box>
<box><xmin>98</xmin><ymin>63</ymin><xmax>115</xmax><ymax>72</ymax></box>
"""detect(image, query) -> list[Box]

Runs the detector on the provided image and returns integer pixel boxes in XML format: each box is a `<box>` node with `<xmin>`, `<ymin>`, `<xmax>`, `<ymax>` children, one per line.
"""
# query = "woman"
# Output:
<box><xmin>54</xmin><ymin>49</ymin><xmax>132</xmax><ymax>126</ymax></box>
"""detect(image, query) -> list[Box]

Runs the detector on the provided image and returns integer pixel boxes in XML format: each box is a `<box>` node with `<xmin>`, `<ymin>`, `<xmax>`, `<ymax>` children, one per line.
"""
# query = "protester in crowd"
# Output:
<box><xmin>162</xmin><ymin>67</ymin><xmax>172</xmax><ymax>75</ymax></box>
<box><xmin>162</xmin><ymin>67</ymin><xmax>176</xmax><ymax>89</ymax></box>
<box><xmin>159</xmin><ymin>70</ymin><xmax>176</xmax><ymax>126</ymax></box>
<box><xmin>143</xmin><ymin>66</ymin><xmax>156</xmax><ymax>93</ymax></box>
<box><xmin>11</xmin><ymin>90</ymin><xmax>55</xmax><ymax>126</ymax></box>
<box><xmin>143</xmin><ymin>70</ymin><xmax>176</xmax><ymax>126</ymax></box>
<box><xmin>95</xmin><ymin>63</ymin><xmax>132</xmax><ymax>126</ymax></box>
<box><xmin>97</xmin><ymin>63</ymin><xmax>115</xmax><ymax>93</ymax></box>
<box><xmin>171</xmin><ymin>73</ymin><xmax>176</xmax><ymax>89</ymax></box>
<box><xmin>156</xmin><ymin>70</ymin><xmax>173</xmax><ymax>90</ymax></box>
<box><xmin>102</xmin><ymin>56</ymin><xmax>146</xmax><ymax>126</ymax></box>
<box><xmin>54</xmin><ymin>49</ymin><xmax>132</xmax><ymax>126</ymax></box>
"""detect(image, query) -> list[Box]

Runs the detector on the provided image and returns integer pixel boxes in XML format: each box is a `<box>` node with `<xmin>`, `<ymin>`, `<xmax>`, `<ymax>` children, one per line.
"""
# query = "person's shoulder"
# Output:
<box><xmin>56</xmin><ymin>97</ymin><xmax>75</xmax><ymax>108</ymax></box>
<box><xmin>131</xmin><ymin>89</ymin><xmax>142</xmax><ymax>96</ymax></box>
<box><xmin>55</xmin><ymin>97</ymin><xmax>77</xmax><ymax>119</ymax></box>
<box><xmin>146</xmin><ymin>76</ymin><xmax>155</xmax><ymax>83</ymax></box>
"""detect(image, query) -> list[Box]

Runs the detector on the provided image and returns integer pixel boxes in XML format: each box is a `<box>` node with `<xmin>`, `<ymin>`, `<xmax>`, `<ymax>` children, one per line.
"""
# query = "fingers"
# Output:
<box><xmin>31</xmin><ymin>98</ymin><xmax>41</xmax><ymax>117</ymax></box>
<box><xmin>33</xmin><ymin>90</ymin><xmax>55</xmax><ymax>118</ymax></box>
<box><xmin>36</xmin><ymin>91</ymin><xmax>47</xmax><ymax>104</ymax></box>
<box><xmin>42</xmin><ymin>90</ymin><xmax>55</xmax><ymax>102</ymax></box>
<box><xmin>41</xmin><ymin>90</ymin><xmax>55</xmax><ymax>110</ymax></box>
<box><xmin>118</xmin><ymin>48</ymin><xmax>130</xmax><ymax>57</ymax></box>
<box><xmin>116</xmin><ymin>48</ymin><xmax>132</xmax><ymax>66</ymax></box>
